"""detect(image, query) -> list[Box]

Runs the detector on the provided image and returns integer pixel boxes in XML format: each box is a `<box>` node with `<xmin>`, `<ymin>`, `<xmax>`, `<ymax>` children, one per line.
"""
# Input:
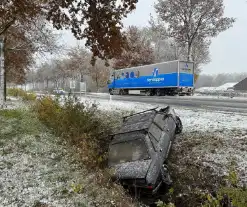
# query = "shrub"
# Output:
<box><xmin>22</xmin><ymin>92</ymin><xmax>37</xmax><ymax>101</ymax></box>
<box><xmin>33</xmin><ymin>96</ymin><xmax>120</xmax><ymax>169</ymax></box>
<box><xmin>0</xmin><ymin>109</ymin><xmax>23</xmax><ymax>119</ymax></box>
<box><xmin>7</xmin><ymin>88</ymin><xmax>37</xmax><ymax>101</ymax></box>
<box><xmin>33</xmin><ymin>96</ymin><xmax>61</xmax><ymax>129</ymax></box>
<box><xmin>202</xmin><ymin>163</ymin><xmax>247</xmax><ymax>207</ymax></box>
<box><xmin>7</xmin><ymin>88</ymin><xmax>26</xmax><ymax>97</ymax></box>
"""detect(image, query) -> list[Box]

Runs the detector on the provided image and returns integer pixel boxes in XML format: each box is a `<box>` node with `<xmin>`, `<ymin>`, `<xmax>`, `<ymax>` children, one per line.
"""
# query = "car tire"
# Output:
<box><xmin>175</xmin><ymin>116</ymin><xmax>183</xmax><ymax>134</ymax></box>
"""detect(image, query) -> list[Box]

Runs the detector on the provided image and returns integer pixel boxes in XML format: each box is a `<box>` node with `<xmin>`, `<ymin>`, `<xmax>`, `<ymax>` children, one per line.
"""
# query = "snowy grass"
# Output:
<box><xmin>0</xmin><ymin>108</ymin><xmax>137</xmax><ymax>207</ymax></box>
<box><xmin>2</xmin><ymin>97</ymin><xmax>247</xmax><ymax>206</ymax></box>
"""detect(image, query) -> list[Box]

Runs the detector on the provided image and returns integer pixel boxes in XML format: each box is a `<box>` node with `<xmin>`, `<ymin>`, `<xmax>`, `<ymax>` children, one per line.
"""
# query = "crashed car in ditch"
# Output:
<box><xmin>108</xmin><ymin>106</ymin><xmax>182</xmax><ymax>195</ymax></box>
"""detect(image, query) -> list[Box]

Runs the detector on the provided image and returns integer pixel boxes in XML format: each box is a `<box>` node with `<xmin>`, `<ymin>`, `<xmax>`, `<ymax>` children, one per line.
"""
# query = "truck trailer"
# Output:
<box><xmin>108</xmin><ymin>60</ymin><xmax>194</xmax><ymax>96</ymax></box>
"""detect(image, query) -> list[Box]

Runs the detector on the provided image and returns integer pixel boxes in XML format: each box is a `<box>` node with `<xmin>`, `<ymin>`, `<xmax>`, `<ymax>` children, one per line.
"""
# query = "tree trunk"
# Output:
<box><xmin>4</xmin><ymin>67</ymin><xmax>6</xmax><ymax>101</ymax></box>
<box><xmin>187</xmin><ymin>43</ymin><xmax>192</xmax><ymax>61</ymax></box>
<box><xmin>95</xmin><ymin>74</ymin><xmax>99</xmax><ymax>92</ymax></box>
<box><xmin>3</xmin><ymin>37</ymin><xmax>7</xmax><ymax>101</ymax></box>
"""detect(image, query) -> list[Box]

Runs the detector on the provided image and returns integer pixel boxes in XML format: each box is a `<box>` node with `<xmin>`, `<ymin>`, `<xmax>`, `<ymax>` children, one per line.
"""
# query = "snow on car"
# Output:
<box><xmin>108</xmin><ymin>106</ymin><xmax>182</xmax><ymax>195</ymax></box>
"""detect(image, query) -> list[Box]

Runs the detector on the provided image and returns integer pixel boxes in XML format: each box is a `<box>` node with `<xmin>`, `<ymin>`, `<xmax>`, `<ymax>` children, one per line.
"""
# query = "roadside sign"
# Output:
<box><xmin>80</xmin><ymin>82</ymin><xmax>86</xmax><ymax>92</ymax></box>
<box><xmin>70</xmin><ymin>80</ymin><xmax>76</xmax><ymax>89</ymax></box>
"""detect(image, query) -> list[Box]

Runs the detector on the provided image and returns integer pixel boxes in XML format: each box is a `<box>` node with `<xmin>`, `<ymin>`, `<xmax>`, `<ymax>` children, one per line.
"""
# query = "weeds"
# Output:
<box><xmin>156</xmin><ymin>200</ymin><xmax>176</xmax><ymax>207</ymax></box>
<box><xmin>71</xmin><ymin>183</ymin><xmax>84</xmax><ymax>194</ymax></box>
<box><xmin>22</xmin><ymin>92</ymin><xmax>37</xmax><ymax>101</ymax></box>
<box><xmin>0</xmin><ymin>109</ymin><xmax>44</xmax><ymax>141</ymax></box>
<box><xmin>7</xmin><ymin>88</ymin><xmax>26</xmax><ymax>97</ymax></box>
<box><xmin>0</xmin><ymin>109</ymin><xmax>23</xmax><ymax>119</ymax></box>
<box><xmin>7</xmin><ymin>88</ymin><xmax>37</xmax><ymax>101</ymax></box>
<box><xmin>33</xmin><ymin>96</ymin><xmax>121</xmax><ymax>169</ymax></box>
<box><xmin>0</xmin><ymin>103</ymin><xmax>136</xmax><ymax>207</ymax></box>
<box><xmin>202</xmin><ymin>163</ymin><xmax>247</xmax><ymax>207</ymax></box>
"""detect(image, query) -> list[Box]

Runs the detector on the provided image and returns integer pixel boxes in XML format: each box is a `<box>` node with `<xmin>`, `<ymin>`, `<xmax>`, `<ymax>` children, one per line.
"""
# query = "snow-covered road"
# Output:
<box><xmin>77</xmin><ymin>92</ymin><xmax>247</xmax><ymax>114</ymax></box>
<box><xmin>80</xmin><ymin>96</ymin><xmax>247</xmax><ymax>133</ymax></box>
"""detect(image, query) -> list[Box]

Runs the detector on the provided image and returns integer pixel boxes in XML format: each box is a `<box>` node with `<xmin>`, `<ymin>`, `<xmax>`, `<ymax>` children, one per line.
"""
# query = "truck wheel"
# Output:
<box><xmin>124</xmin><ymin>89</ymin><xmax>129</xmax><ymax>95</ymax></box>
<box><xmin>145</xmin><ymin>90</ymin><xmax>151</xmax><ymax>96</ymax></box>
<box><xmin>175</xmin><ymin>116</ymin><xmax>183</xmax><ymax>134</ymax></box>
<box><xmin>109</xmin><ymin>89</ymin><xmax>113</xmax><ymax>95</ymax></box>
<box><xmin>156</xmin><ymin>89</ymin><xmax>162</xmax><ymax>96</ymax></box>
<box><xmin>119</xmin><ymin>89</ymin><xmax>124</xmax><ymax>95</ymax></box>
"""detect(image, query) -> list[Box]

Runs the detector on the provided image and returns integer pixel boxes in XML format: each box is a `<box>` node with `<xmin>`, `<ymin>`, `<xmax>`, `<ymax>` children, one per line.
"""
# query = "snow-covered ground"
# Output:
<box><xmin>195</xmin><ymin>82</ymin><xmax>247</xmax><ymax>98</ymax></box>
<box><xmin>196</xmin><ymin>82</ymin><xmax>237</xmax><ymax>93</ymax></box>
<box><xmin>1</xmin><ymin>97</ymin><xmax>246</xmax><ymax>206</ymax></box>
<box><xmin>0</xmin><ymin>108</ymin><xmax>135</xmax><ymax>207</ymax></box>
<box><xmin>80</xmin><ymin>96</ymin><xmax>247</xmax><ymax>184</ymax></box>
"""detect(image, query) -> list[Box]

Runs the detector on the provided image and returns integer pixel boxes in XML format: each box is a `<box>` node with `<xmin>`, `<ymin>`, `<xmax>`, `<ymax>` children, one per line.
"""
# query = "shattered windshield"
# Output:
<box><xmin>108</xmin><ymin>139</ymin><xmax>150</xmax><ymax>166</ymax></box>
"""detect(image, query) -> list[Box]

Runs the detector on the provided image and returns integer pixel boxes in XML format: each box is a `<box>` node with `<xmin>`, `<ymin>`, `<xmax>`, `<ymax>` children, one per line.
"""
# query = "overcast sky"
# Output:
<box><xmin>60</xmin><ymin>0</ymin><xmax>247</xmax><ymax>75</ymax></box>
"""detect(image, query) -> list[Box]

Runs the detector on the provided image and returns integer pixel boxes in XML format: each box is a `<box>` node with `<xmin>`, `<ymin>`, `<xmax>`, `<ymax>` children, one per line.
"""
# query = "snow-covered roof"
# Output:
<box><xmin>196</xmin><ymin>82</ymin><xmax>238</xmax><ymax>93</ymax></box>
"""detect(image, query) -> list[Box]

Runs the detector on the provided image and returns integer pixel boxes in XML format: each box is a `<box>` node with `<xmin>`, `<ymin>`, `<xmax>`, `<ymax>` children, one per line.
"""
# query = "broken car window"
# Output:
<box><xmin>108</xmin><ymin>139</ymin><xmax>150</xmax><ymax>166</ymax></box>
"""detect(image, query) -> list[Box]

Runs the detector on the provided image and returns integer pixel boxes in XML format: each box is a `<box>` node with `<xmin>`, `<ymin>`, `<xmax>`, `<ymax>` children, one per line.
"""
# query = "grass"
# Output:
<box><xmin>0</xmin><ymin>109</ymin><xmax>23</xmax><ymax>119</ymax></box>
<box><xmin>0</xmin><ymin>105</ymin><xmax>136</xmax><ymax>207</ymax></box>
<box><xmin>161</xmin><ymin>131</ymin><xmax>247</xmax><ymax>207</ymax></box>
<box><xmin>7</xmin><ymin>88</ymin><xmax>37</xmax><ymax>101</ymax></box>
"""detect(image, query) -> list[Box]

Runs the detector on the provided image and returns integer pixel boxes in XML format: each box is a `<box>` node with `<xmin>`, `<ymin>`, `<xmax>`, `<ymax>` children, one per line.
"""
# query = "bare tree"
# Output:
<box><xmin>5</xmin><ymin>18</ymin><xmax>60</xmax><ymax>82</ymax></box>
<box><xmin>113</xmin><ymin>26</ymin><xmax>155</xmax><ymax>69</ymax></box>
<box><xmin>89</xmin><ymin>59</ymin><xmax>111</xmax><ymax>91</ymax></box>
<box><xmin>155</xmin><ymin>0</ymin><xmax>235</xmax><ymax>61</ymax></box>
<box><xmin>142</xmin><ymin>17</ymin><xmax>210</xmax><ymax>73</ymax></box>
<box><xmin>141</xmin><ymin>19</ymin><xmax>179</xmax><ymax>62</ymax></box>
<box><xmin>177</xmin><ymin>38</ymin><xmax>211</xmax><ymax>73</ymax></box>
<box><xmin>67</xmin><ymin>46</ymin><xmax>92</xmax><ymax>80</ymax></box>
<box><xmin>190</xmin><ymin>39</ymin><xmax>211</xmax><ymax>73</ymax></box>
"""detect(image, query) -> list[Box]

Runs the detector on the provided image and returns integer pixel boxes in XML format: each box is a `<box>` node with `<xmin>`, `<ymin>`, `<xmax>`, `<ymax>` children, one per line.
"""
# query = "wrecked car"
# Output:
<box><xmin>108</xmin><ymin>106</ymin><xmax>182</xmax><ymax>195</ymax></box>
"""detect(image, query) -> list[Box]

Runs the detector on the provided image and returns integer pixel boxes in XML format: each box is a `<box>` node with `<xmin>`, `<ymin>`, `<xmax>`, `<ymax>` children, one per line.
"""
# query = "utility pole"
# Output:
<box><xmin>0</xmin><ymin>37</ymin><xmax>5</xmax><ymax>108</ymax></box>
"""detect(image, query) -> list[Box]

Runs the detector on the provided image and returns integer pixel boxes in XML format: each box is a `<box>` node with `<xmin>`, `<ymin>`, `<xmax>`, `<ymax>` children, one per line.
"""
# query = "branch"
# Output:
<box><xmin>0</xmin><ymin>18</ymin><xmax>16</xmax><ymax>36</ymax></box>
<box><xmin>6</xmin><ymin>43</ymin><xmax>28</xmax><ymax>51</ymax></box>
<box><xmin>188</xmin><ymin>13</ymin><xmax>205</xmax><ymax>45</ymax></box>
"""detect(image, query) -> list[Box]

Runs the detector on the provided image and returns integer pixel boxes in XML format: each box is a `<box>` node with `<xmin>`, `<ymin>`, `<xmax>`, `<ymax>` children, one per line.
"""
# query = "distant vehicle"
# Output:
<box><xmin>107</xmin><ymin>60</ymin><xmax>194</xmax><ymax>96</ymax></box>
<box><xmin>53</xmin><ymin>88</ymin><xmax>65</xmax><ymax>95</ymax></box>
<box><xmin>108</xmin><ymin>106</ymin><xmax>182</xmax><ymax>195</ymax></box>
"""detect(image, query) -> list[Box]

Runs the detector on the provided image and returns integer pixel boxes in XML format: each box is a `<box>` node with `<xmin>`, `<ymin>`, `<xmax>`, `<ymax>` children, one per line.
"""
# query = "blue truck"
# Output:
<box><xmin>108</xmin><ymin>60</ymin><xmax>194</xmax><ymax>96</ymax></box>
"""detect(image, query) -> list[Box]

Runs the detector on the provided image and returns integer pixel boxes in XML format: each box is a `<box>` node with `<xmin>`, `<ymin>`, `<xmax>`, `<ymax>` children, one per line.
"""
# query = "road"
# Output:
<box><xmin>82</xmin><ymin>93</ymin><xmax>247</xmax><ymax>113</ymax></box>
